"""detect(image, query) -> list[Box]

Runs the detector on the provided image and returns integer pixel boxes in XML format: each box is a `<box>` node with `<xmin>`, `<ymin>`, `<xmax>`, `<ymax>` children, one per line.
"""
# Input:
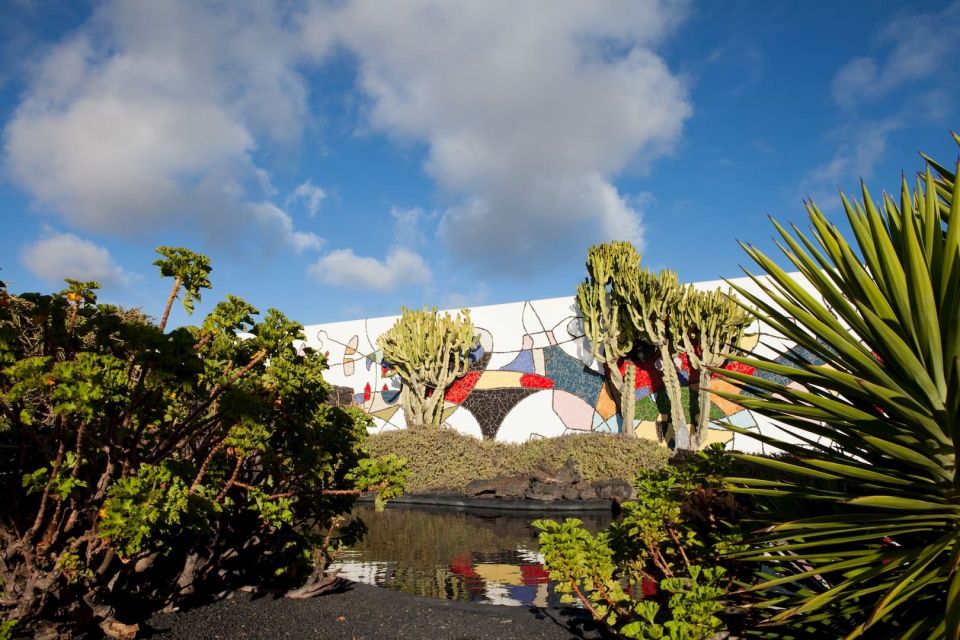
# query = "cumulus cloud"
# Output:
<box><xmin>6</xmin><ymin>0</ymin><xmax>690</xmax><ymax>271</ymax></box>
<box><xmin>832</xmin><ymin>2</ymin><xmax>960</xmax><ymax>108</ymax></box>
<box><xmin>287</xmin><ymin>180</ymin><xmax>327</xmax><ymax>218</ymax></box>
<box><xmin>21</xmin><ymin>228</ymin><xmax>128</xmax><ymax>285</ymax></box>
<box><xmin>304</xmin><ymin>0</ymin><xmax>690</xmax><ymax>270</ymax></box>
<box><xmin>250</xmin><ymin>203</ymin><xmax>325</xmax><ymax>253</ymax></box>
<box><xmin>308</xmin><ymin>247</ymin><xmax>431</xmax><ymax>291</ymax></box>
<box><xmin>3</xmin><ymin>0</ymin><xmax>319</xmax><ymax>252</ymax></box>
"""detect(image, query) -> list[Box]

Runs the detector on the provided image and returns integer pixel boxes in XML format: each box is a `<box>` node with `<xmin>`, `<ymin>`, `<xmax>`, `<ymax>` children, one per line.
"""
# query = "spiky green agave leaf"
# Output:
<box><xmin>718</xmin><ymin>141</ymin><xmax>960</xmax><ymax>639</ymax></box>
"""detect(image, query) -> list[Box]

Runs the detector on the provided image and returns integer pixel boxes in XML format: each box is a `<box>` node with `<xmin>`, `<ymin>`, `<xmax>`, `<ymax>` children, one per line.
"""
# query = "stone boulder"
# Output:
<box><xmin>461</xmin><ymin>459</ymin><xmax>630</xmax><ymax>502</ymax></box>
<box><xmin>525</xmin><ymin>480</ymin><xmax>565</xmax><ymax>501</ymax></box>
<box><xmin>464</xmin><ymin>475</ymin><xmax>531</xmax><ymax>499</ymax></box>
<box><xmin>591</xmin><ymin>479</ymin><xmax>634</xmax><ymax>503</ymax></box>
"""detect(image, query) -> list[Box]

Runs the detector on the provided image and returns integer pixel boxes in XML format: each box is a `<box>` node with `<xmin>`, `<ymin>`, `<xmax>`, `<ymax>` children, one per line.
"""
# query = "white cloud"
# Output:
<box><xmin>3</xmin><ymin>0</ymin><xmax>318</xmax><ymax>252</ymax></box>
<box><xmin>308</xmin><ymin>247</ymin><xmax>431</xmax><ymax>291</ymax></box>
<box><xmin>832</xmin><ymin>2</ymin><xmax>960</xmax><ymax>108</ymax></box>
<box><xmin>21</xmin><ymin>228</ymin><xmax>128</xmax><ymax>285</ymax></box>
<box><xmin>6</xmin><ymin>1</ymin><xmax>690</xmax><ymax>269</ymax></box>
<box><xmin>389</xmin><ymin>206</ymin><xmax>428</xmax><ymax>247</ymax></box>
<box><xmin>304</xmin><ymin>0</ymin><xmax>690</xmax><ymax>270</ymax></box>
<box><xmin>287</xmin><ymin>180</ymin><xmax>327</xmax><ymax>218</ymax></box>
<box><xmin>250</xmin><ymin>202</ymin><xmax>325</xmax><ymax>253</ymax></box>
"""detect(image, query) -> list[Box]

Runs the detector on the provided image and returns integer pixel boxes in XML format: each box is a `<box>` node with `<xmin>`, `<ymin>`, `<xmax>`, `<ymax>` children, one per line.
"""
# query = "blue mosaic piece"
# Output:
<box><xmin>382</xmin><ymin>389</ymin><xmax>400</xmax><ymax>404</ymax></box>
<box><xmin>501</xmin><ymin>349</ymin><xmax>535</xmax><ymax>373</ymax></box>
<box><xmin>593</xmin><ymin>413</ymin><xmax>621</xmax><ymax>433</ymax></box>
<box><xmin>725</xmin><ymin>409</ymin><xmax>757</xmax><ymax>428</ymax></box>
<box><xmin>784</xmin><ymin>344</ymin><xmax>826</xmax><ymax>367</ymax></box>
<box><xmin>543</xmin><ymin>345</ymin><xmax>604</xmax><ymax>405</ymax></box>
<box><xmin>752</xmin><ymin>367</ymin><xmax>790</xmax><ymax>387</ymax></box>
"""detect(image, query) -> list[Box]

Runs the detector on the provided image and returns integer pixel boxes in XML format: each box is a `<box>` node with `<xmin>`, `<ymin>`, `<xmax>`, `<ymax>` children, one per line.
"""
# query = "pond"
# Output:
<box><xmin>331</xmin><ymin>503</ymin><xmax>612</xmax><ymax>608</ymax></box>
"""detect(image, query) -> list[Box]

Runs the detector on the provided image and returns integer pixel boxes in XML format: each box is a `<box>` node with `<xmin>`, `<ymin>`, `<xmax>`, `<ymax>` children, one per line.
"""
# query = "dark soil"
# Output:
<box><xmin>144</xmin><ymin>582</ymin><xmax>612</xmax><ymax>640</ymax></box>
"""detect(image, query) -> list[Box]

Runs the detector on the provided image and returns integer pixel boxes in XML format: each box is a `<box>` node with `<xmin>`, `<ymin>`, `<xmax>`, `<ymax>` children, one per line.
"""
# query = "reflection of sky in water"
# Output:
<box><xmin>330</xmin><ymin>505</ymin><xmax>610</xmax><ymax>608</ymax></box>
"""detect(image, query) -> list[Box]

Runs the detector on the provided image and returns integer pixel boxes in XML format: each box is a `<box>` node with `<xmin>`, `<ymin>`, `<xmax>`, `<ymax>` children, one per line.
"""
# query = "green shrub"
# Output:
<box><xmin>366</xmin><ymin>428</ymin><xmax>670</xmax><ymax>493</ymax></box>
<box><xmin>534</xmin><ymin>445</ymin><xmax>746</xmax><ymax>639</ymax></box>
<box><xmin>0</xmin><ymin>249</ymin><xmax>406</xmax><ymax>638</ymax></box>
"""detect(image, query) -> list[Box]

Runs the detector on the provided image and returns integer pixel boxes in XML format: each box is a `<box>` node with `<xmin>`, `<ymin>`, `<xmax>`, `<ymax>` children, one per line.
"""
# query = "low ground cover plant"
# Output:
<box><xmin>0</xmin><ymin>248</ymin><xmax>406</xmax><ymax>638</ymax></box>
<box><xmin>365</xmin><ymin>428</ymin><xmax>671</xmax><ymax>493</ymax></box>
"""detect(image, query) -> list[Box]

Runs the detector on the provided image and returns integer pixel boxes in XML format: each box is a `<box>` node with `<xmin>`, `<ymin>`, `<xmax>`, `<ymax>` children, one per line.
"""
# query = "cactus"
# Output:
<box><xmin>575</xmin><ymin>242</ymin><xmax>642</xmax><ymax>437</ymax></box>
<box><xmin>675</xmin><ymin>288</ymin><xmax>753</xmax><ymax>448</ymax></box>
<box><xmin>622</xmin><ymin>270</ymin><xmax>690</xmax><ymax>449</ymax></box>
<box><xmin>377</xmin><ymin>306</ymin><xmax>478</xmax><ymax>429</ymax></box>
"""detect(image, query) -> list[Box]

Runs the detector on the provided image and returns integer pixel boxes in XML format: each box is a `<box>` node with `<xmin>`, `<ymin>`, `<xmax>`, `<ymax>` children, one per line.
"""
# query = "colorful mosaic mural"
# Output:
<box><xmin>303</xmin><ymin>275</ymin><xmax>828</xmax><ymax>454</ymax></box>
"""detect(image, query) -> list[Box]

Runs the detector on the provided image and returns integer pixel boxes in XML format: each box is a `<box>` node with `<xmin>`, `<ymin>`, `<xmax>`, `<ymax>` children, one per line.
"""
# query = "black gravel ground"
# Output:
<box><xmin>144</xmin><ymin>582</ymin><xmax>612</xmax><ymax>640</ymax></box>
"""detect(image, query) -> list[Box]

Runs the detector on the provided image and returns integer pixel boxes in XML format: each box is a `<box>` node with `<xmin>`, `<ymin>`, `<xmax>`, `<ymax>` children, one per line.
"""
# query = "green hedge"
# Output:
<box><xmin>365</xmin><ymin>429</ymin><xmax>671</xmax><ymax>493</ymax></box>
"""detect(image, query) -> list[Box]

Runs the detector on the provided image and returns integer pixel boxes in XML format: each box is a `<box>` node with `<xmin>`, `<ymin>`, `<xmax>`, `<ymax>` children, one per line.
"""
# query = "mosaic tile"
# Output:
<box><xmin>595</xmin><ymin>380</ymin><xmax>617</xmax><ymax>420</ymax></box>
<box><xmin>635</xmin><ymin>395</ymin><xmax>661</xmax><ymax>422</ymax></box>
<box><xmin>552</xmin><ymin>390</ymin><xmax>594</xmax><ymax>431</ymax></box>
<box><xmin>543</xmin><ymin>344</ymin><xmax>604</xmax><ymax>404</ymax></box>
<box><xmin>461</xmin><ymin>387</ymin><xmax>540</xmax><ymax>439</ymax></box>
<box><xmin>501</xmin><ymin>349</ymin><xmax>535</xmax><ymax>373</ymax></box>
<box><xmin>445</xmin><ymin>371</ymin><xmax>482</xmax><ymax>404</ymax></box>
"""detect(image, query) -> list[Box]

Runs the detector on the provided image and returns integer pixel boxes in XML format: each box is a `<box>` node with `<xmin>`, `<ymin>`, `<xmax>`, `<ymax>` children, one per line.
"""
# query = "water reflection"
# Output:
<box><xmin>331</xmin><ymin>504</ymin><xmax>612</xmax><ymax>607</ymax></box>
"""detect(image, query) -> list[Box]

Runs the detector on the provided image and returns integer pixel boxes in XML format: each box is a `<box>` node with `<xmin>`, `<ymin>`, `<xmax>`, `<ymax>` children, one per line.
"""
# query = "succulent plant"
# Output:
<box><xmin>623</xmin><ymin>269</ymin><xmax>690</xmax><ymax>448</ymax></box>
<box><xmin>377</xmin><ymin>306</ymin><xmax>478</xmax><ymax>429</ymax></box>
<box><xmin>576</xmin><ymin>242</ymin><xmax>642</xmax><ymax>437</ymax></box>
<box><xmin>674</xmin><ymin>287</ymin><xmax>752</xmax><ymax>448</ymax></box>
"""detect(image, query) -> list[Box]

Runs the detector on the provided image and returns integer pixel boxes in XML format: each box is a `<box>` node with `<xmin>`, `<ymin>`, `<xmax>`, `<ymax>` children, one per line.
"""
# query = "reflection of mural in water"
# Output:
<box><xmin>305</xmin><ymin>275</ymin><xmax>828</xmax><ymax>453</ymax></box>
<box><xmin>331</xmin><ymin>505</ymin><xmax>610</xmax><ymax>607</ymax></box>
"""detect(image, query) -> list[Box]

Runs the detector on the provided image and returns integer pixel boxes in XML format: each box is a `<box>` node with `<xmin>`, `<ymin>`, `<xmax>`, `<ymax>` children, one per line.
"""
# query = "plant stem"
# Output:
<box><xmin>158</xmin><ymin>277</ymin><xmax>181</xmax><ymax>332</ymax></box>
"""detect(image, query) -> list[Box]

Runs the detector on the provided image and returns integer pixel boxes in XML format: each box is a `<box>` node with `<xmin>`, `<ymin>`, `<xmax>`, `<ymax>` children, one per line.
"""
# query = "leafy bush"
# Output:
<box><xmin>365</xmin><ymin>428</ymin><xmax>671</xmax><ymax>492</ymax></box>
<box><xmin>716</xmin><ymin>137</ymin><xmax>960</xmax><ymax>637</ymax></box>
<box><xmin>0</xmin><ymin>249</ymin><xmax>406</xmax><ymax>638</ymax></box>
<box><xmin>534</xmin><ymin>445</ymin><xmax>747</xmax><ymax>639</ymax></box>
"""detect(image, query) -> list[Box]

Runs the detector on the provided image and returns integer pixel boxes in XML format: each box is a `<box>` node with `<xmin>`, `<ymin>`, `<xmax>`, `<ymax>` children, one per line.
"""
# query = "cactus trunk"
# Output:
<box><xmin>692</xmin><ymin>374</ymin><xmax>713</xmax><ymax>449</ymax></box>
<box><xmin>658</xmin><ymin>339</ymin><xmax>688</xmax><ymax>450</ymax></box>
<box><xmin>620</xmin><ymin>361</ymin><xmax>637</xmax><ymax>438</ymax></box>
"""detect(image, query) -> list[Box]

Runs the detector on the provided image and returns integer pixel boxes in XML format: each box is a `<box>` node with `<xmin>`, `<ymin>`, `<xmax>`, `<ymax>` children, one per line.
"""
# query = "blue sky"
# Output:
<box><xmin>1</xmin><ymin>0</ymin><xmax>957</xmax><ymax>327</ymax></box>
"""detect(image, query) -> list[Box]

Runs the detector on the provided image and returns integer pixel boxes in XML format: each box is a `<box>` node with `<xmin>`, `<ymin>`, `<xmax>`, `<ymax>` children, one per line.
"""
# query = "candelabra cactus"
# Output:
<box><xmin>576</xmin><ymin>242</ymin><xmax>642</xmax><ymax>437</ymax></box>
<box><xmin>675</xmin><ymin>288</ymin><xmax>753</xmax><ymax>448</ymax></box>
<box><xmin>377</xmin><ymin>306</ymin><xmax>478</xmax><ymax>429</ymax></box>
<box><xmin>623</xmin><ymin>270</ymin><xmax>690</xmax><ymax>448</ymax></box>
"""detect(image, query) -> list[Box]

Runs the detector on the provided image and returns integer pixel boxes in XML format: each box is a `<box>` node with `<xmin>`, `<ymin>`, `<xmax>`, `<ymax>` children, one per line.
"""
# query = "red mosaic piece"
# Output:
<box><xmin>722</xmin><ymin>360</ymin><xmax>756</xmax><ymax>376</ymax></box>
<box><xmin>519</xmin><ymin>373</ymin><xmax>554</xmax><ymax>389</ymax></box>
<box><xmin>444</xmin><ymin>371</ymin><xmax>482</xmax><ymax>404</ymax></box>
<box><xmin>616</xmin><ymin>358</ymin><xmax>664</xmax><ymax>392</ymax></box>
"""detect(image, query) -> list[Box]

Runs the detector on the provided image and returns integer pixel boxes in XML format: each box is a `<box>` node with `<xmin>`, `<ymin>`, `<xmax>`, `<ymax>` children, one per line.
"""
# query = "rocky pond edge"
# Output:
<box><xmin>357</xmin><ymin>458</ymin><xmax>634</xmax><ymax>512</ymax></box>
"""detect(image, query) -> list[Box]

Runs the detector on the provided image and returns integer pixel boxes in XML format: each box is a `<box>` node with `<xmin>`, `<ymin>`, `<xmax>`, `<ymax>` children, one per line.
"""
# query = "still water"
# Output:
<box><xmin>331</xmin><ymin>504</ymin><xmax>612</xmax><ymax>607</ymax></box>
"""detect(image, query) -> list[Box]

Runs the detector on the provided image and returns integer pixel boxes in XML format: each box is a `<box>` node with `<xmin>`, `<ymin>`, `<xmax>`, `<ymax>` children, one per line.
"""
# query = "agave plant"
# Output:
<box><xmin>715</xmin><ymin>139</ymin><xmax>960</xmax><ymax>638</ymax></box>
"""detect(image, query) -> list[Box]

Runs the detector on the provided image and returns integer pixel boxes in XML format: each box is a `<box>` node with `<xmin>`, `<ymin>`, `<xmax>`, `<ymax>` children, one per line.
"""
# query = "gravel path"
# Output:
<box><xmin>144</xmin><ymin>582</ymin><xmax>612</xmax><ymax>640</ymax></box>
